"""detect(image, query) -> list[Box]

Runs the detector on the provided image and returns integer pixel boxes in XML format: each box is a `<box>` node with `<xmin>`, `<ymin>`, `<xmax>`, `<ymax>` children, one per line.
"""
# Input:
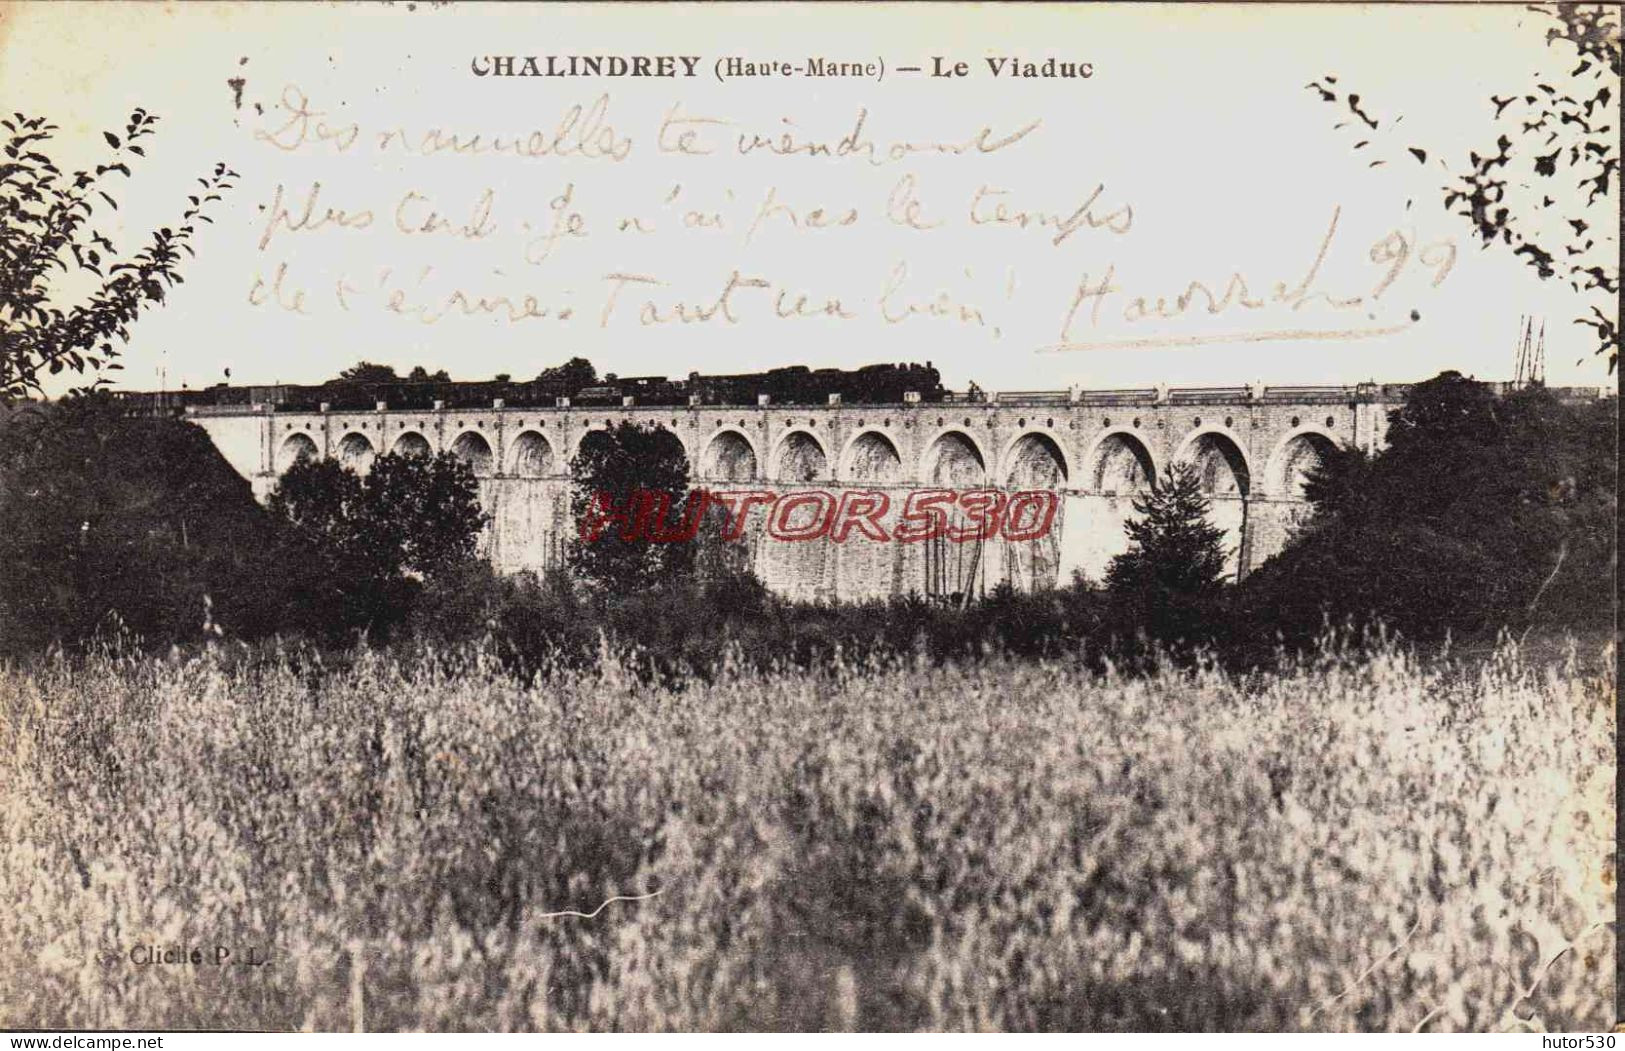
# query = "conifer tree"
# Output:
<box><xmin>1106</xmin><ymin>462</ymin><xmax>1229</xmax><ymax>641</ymax></box>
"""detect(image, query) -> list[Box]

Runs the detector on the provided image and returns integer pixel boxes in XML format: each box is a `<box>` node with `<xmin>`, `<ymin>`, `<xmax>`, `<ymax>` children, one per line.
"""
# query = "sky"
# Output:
<box><xmin>2</xmin><ymin>1</ymin><xmax>1618</xmax><ymax>395</ymax></box>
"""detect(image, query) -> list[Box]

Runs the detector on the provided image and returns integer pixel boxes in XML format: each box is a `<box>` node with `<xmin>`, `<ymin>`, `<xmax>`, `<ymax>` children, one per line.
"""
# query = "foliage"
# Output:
<box><xmin>398</xmin><ymin>558</ymin><xmax>1111</xmax><ymax>684</ymax></box>
<box><xmin>0</xmin><ymin>635</ymin><xmax>1610</xmax><ymax>1030</ymax></box>
<box><xmin>567</xmin><ymin>422</ymin><xmax>695</xmax><ymax>594</ymax></box>
<box><xmin>537</xmin><ymin>356</ymin><xmax>597</xmax><ymax>389</ymax></box>
<box><xmin>1237</xmin><ymin>371</ymin><xmax>1616</xmax><ymax>647</ymax></box>
<box><xmin>1308</xmin><ymin>3</ymin><xmax>1620</xmax><ymax>369</ymax></box>
<box><xmin>363</xmin><ymin>452</ymin><xmax>489</xmax><ymax>576</ymax></box>
<box><xmin>0</xmin><ymin>395</ymin><xmax>491</xmax><ymax>655</ymax></box>
<box><xmin>0</xmin><ymin>110</ymin><xmax>235</xmax><ymax>400</ymax></box>
<box><xmin>333</xmin><ymin>361</ymin><xmax>400</xmax><ymax>384</ymax></box>
<box><xmin>268</xmin><ymin>450</ymin><xmax>489</xmax><ymax>641</ymax></box>
<box><xmin>265</xmin><ymin>456</ymin><xmax>407</xmax><ymax>642</ymax></box>
<box><xmin>0</xmin><ymin>395</ymin><xmax>281</xmax><ymax>655</ymax></box>
<box><xmin>406</xmin><ymin>561</ymin><xmax>597</xmax><ymax>676</ymax></box>
<box><xmin>407</xmin><ymin>365</ymin><xmax>451</xmax><ymax>383</ymax></box>
<box><xmin>1105</xmin><ymin>461</ymin><xmax>1229</xmax><ymax>646</ymax></box>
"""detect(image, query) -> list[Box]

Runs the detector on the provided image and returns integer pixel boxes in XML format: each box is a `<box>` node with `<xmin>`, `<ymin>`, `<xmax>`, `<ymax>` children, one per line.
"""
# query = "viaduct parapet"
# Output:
<box><xmin>154</xmin><ymin>380</ymin><xmax>1455</xmax><ymax>600</ymax></box>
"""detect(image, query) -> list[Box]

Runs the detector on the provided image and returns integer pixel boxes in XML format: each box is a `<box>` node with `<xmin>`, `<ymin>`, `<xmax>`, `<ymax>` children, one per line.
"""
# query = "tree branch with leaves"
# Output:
<box><xmin>1308</xmin><ymin>3</ymin><xmax>1619</xmax><ymax>370</ymax></box>
<box><xmin>0</xmin><ymin>109</ymin><xmax>237</xmax><ymax>401</ymax></box>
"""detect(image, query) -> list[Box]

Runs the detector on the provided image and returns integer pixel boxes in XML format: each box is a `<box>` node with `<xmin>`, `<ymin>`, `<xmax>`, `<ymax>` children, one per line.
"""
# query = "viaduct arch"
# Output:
<box><xmin>921</xmin><ymin>429</ymin><xmax>988</xmax><ymax>487</ymax></box>
<box><xmin>773</xmin><ymin>430</ymin><xmax>831</xmax><ymax>483</ymax></box>
<box><xmin>336</xmin><ymin>432</ymin><xmax>376</xmax><ymax>472</ymax></box>
<box><xmin>1175</xmin><ymin>427</ymin><xmax>1252</xmax><ymax>498</ymax></box>
<box><xmin>1002</xmin><ymin>431</ymin><xmax>1070</xmax><ymax>488</ymax></box>
<box><xmin>1084</xmin><ymin>428</ymin><xmax>1157</xmax><ymax>494</ymax></box>
<box><xmin>450</xmin><ymin>431</ymin><xmax>494</xmax><ymax>474</ymax></box>
<box><xmin>1265</xmin><ymin>428</ymin><xmax>1338</xmax><ymax>498</ymax></box>
<box><xmin>393</xmin><ymin>431</ymin><xmax>432</xmax><ymax>458</ymax></box>
<box><xmin>702</xmin><ymin>428</ymin><xmax>760</xmax><ymax>482</ymax></box>
<box><xmin>509</xmin><ymin>430</ymin><xmax>557</xmax><ymax>477</ymax></box>
<box><xmin>840</xmin><ymin>429</ymin><xmax>905</xmax><ymax>484</ymax></box>
<box><xmin>277</xmin><ymin>432</ymin><xmax>318</xmax><ymax>473</ymax></box>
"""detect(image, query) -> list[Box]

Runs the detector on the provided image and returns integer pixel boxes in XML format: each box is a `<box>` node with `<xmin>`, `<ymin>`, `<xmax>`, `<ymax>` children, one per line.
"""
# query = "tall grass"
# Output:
<box><xmin>0</xmin><ymin>635</ymin><xmax>1613</xmax><ymax>1031</ymax></box>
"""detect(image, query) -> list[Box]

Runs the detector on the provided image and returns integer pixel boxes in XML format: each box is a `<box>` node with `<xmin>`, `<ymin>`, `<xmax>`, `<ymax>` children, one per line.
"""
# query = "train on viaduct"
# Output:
<box><xmin>112</xmin><ymin>364</ymin><xmax>1582</xmax><ymax>602</ymax></box>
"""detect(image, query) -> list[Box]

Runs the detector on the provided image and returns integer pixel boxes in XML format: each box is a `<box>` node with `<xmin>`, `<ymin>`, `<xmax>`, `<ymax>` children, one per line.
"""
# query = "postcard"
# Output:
<box><xmin>0</xmin><ymin>1</ymin><xmax>1616</xmax><ymax>1035</ymax></box>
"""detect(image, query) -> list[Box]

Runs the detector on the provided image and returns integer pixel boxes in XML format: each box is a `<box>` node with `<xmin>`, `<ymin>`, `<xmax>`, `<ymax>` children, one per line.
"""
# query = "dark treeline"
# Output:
<box><xmin>0</xmin><ymin>373</ymin><xmax>1613</xmax><ymax>678</ymax></box>
<box><xmin>0</xmin><ymin>393</ymin><xmax>489</xmax><ymax>654</ymax></box>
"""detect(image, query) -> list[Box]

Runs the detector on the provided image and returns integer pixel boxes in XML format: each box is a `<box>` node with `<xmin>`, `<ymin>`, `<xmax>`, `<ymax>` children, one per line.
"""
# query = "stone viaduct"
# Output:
<box><xmin>182</xmin><ymin>382</ymin><xmax>1407</xmax><ymax>602</ymax></box>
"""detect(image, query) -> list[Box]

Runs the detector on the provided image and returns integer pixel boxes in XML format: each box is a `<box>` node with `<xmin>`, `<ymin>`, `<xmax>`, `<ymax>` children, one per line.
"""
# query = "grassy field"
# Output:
<box><xmin>0</xmin><ymin>636</ymin><xmax>1613</xmax><ymax>1031</ymax></box>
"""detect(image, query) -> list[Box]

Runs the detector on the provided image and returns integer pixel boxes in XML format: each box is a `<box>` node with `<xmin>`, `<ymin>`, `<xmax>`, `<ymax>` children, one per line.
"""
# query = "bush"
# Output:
<box><xmin>406</xmin><ymin>561</ymin><xmax>596</xmax><ymax>677</ymax></box>
<box><xmin>406</xmin><ymin>560</ymin><xmax>1113</xmax><ymax>684</ymax></box>
<box><xmin>0</xmin><ymin>396</ymin><xmax>287</xmax><ymax>657</ymax></box>
<box><xmin>567</xmin><ymin>422</ymin><xmax>695</xmax><ymax>595</ymax></box>
<box><xmin>1237</xmin><ymin>374</ymin><xmax>1616</xmax><ymax>648</ymax></box>
<box><xmin>268</xmin><ymin>449</ymin><xmax>488</xmax><ymax>644</ymax></box>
